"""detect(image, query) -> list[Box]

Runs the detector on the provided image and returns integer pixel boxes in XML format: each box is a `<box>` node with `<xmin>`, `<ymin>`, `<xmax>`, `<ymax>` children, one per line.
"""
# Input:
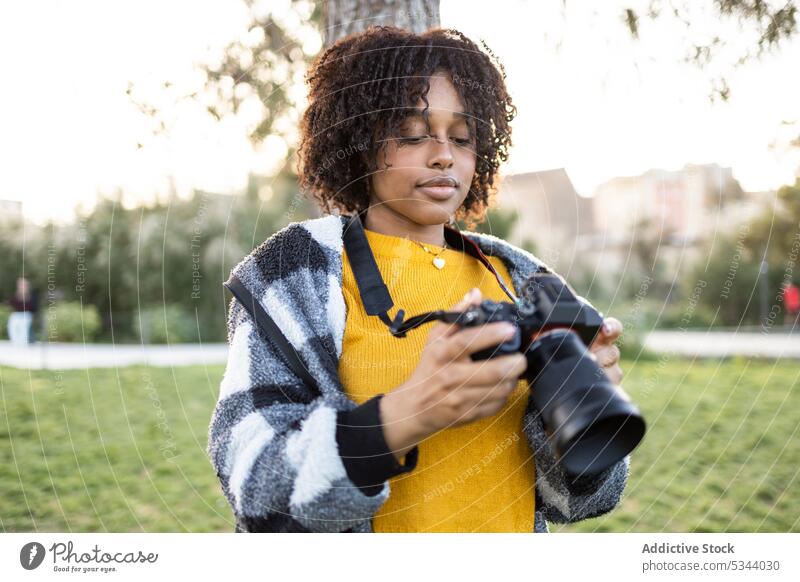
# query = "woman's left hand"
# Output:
<box><xmin>588</xmin><ymin>317</ymin><xmax>624</xmax><ymax>384</ymax></box>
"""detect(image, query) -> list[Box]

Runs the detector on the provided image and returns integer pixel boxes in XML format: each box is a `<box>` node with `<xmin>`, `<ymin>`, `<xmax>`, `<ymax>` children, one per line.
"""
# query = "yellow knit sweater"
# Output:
<box><xmin>338</xmin><ymin>227</ymin><xmax>536</xmax><ymax>533</ymax></box>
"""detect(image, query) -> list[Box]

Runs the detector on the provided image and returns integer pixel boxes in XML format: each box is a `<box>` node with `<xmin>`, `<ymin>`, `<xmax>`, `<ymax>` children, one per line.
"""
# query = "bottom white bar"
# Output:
<box><xmin>1</xmin><ymin>533</ymin><xmax>797</xmax><ymax>581</ymax></box>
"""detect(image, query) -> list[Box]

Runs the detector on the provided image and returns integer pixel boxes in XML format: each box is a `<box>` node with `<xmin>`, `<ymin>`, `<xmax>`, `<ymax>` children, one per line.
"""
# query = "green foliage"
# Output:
<box><xmin>0</xmin><ymin>305</ymin><xmax>9</xmax><ymax>339</ymax></box>
<box><xmin>685</xmin><ymin>229</ymin><xmax>762</xmax><ymax>327</ymax></box>
<box><xmin>454</xmin><ymin>206</ymin><xmax>519</xmax><ymax>241</ymax></box>
<box><xmin>743</xmin><ymin>179</ymin><xmax>800</xmax><ymax>271</ymax></box>
<box><xmin>595</xmin><ymin>178</ymin><xmax>799</xmax><ymax>330</ymax></box>
<box><xmin>628</xmin><ymin>216</ymin><xmax>675</xmax><ymax>301</ymax></box>
<box><xmin>656</xmin><ymin>301</ymin><xmax>719</xmax><ymax>329</ymax></box>
<box><xmin>688</xmin><ymin>178</ymin><xmax>800</xmax><ymax>327</ymax></box>
<box><xmin>3</xmin><ymin>178</ymin><xmax>314</xmax><ymax>343</ymax></box>
<box><xmin>44</xmin><ymin>302</ymin><xmax>101</xmax><ymax>342</ymax></box>
<box><xmin>0</xmin><ymin>218</ymin><xmax>24</xmax><ymax>306</ymax></box>
<box><xmin>135</xmin><ymin>305</ymin><xmax>198</xmax><ymax>344</ymax></box>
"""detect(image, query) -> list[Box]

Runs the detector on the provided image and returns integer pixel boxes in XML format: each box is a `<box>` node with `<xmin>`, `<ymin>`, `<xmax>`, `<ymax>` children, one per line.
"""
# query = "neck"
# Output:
<box><xmin>362</xmin><ymin>205</ymin><xmax>447</xmax><ymax>247</ymax></box>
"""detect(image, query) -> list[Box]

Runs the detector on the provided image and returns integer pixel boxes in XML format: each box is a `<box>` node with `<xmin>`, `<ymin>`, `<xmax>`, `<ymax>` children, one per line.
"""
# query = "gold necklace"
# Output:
<box><xmin>410</xmin><ymin>239</ymin><xmax>449</xmax><ymax>269</ymax></box>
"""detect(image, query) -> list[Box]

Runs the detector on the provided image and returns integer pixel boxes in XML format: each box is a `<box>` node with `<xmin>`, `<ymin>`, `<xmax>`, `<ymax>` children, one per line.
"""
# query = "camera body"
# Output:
<box><xmin>453</xmin><ymin>271</ymin><xmax>646</xmax><ymax>476</ymax></box>
<box><xmin>460</xmin><ymin>273</ymin><xmax>605</xmax><ymax>361</ymax></box>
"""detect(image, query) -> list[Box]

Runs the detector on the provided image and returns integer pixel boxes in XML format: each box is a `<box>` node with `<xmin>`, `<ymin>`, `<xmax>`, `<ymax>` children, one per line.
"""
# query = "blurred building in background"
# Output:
<box><xmin>592</xmin><ymin>163</ymin><xmax>746</xmax><ymax>246</ymax></box>
<box><xmin>499</xmin><ymin>163</ymin><xmax>772</xmax><ymax>283</ymax></box>
<box><xmin>497</xmin><ymin>168</ymin><xmax>594</xmax><ymax>269</ymax></box>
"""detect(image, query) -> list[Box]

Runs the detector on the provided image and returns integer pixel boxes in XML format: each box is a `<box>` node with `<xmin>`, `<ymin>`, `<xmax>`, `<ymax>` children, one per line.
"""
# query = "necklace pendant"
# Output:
<box><xmin>433</xmin><ymin>257</ymin><xmax>446</xmax><ymax>269</ymax></box>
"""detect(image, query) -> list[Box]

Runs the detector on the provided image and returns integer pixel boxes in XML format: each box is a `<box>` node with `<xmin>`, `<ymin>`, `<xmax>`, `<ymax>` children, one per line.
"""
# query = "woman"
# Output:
<box><xmin>207</xmin><ymin>26</ymin><xmax>628</xmax><ymax>533</ymax></box>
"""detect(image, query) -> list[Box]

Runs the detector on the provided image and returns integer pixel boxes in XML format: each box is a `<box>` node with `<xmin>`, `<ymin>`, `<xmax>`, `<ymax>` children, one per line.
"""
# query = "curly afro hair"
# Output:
<box><xmin>297</xmin><ymin>26</ymin><xmax>517</xmax><ymax>230</ymax></box>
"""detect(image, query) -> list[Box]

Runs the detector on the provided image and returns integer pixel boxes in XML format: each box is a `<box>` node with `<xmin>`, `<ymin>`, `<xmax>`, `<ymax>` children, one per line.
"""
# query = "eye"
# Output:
<box><xmin>452</xmin><ymin>137</ymin><xmax>472</xmax><ymax>145</ymax></box>
<box><xmin>397</xmin><ymin>136</ymin><xmax>427</xmax><ymax>145</ymax></box>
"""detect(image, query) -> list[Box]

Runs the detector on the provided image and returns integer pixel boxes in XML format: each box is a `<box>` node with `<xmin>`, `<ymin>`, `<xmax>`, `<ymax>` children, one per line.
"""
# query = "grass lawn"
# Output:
<box><xmin>1</xmin><ymin>357</ymin><xmax>798</xmax><ymax>532</ymax></box>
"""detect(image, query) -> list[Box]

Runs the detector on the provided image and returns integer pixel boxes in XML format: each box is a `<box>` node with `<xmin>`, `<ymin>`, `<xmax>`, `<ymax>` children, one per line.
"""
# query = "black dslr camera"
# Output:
<box><xmin>392</xmin><ymin>271</ymin><xmax>646</xmax><ymax>476</ymax></box>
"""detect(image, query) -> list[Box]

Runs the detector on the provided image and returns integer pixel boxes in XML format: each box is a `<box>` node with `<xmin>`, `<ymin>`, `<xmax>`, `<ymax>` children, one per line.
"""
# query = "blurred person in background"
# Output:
<box><xmin>782</xmin><ymin>281</ymin><xmax>800</xmax><ymax>326</ymax></box>
<box><xmin>7</xmin><ymin>276</ymin><xmax>39</xmax><ymax>344</ymax></box>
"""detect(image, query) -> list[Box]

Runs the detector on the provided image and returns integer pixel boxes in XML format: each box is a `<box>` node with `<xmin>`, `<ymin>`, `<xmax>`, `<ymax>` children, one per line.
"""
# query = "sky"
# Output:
<box><xmin>1</xmin><ymin>0</ymin><xmax>799</xmax><ymax>224</ymax></box>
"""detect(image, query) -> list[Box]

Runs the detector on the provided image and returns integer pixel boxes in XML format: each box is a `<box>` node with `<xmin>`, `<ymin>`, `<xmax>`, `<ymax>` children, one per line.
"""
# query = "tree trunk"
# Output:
<box><xmin>323</xmin><ymin>0</ymin><xmax>440</xmax><ymax>47</ymax></box>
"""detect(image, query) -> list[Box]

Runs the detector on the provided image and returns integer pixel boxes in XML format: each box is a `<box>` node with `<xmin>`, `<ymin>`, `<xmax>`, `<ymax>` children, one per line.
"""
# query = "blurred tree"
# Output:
<box><xmin>172</xmin><ymin>0</ymin><xmax>799</xmax><ymax>157</ymax></box>
<box><xmin>128</xmin><ymin>0</ymin><xmax>441</xmax><ymax>191</ymax></box>
<box><xmin>126</xmin><ymin>0</ymin><xmax>799</xmax><ymax>206</ymax></box>
<box><xmin>743</xmin><ymin>178</ymin><xmax>800</xmax><ymax>267</ymax></box>
<box><xmin>113</xmin><ymin>0</ymin><xmax>799</xmax><ymax>338</ymax></box>
<box><xmin>322</xmin><ymin>0</ymin><xmax>440</xmax><ymax>46</ymax></box>
<box><xmin>454</xmin><ymin>206</ymin><xmax>517</xmax><ymax>239</ymax></box>
<box><xmin>0</xmin><ymin>213</ymin><xmax>24</xmax><ymax>302</ymax></box>
<box><xmin>127</xmin><ymin>0</ymin><xmax>323</xmax><ymax>176</ymax></box>
<box><xmin>741</xmin><ymin>178</ymin><xmax>800</xmax><ymax>322</ymax></box>
<box><xmin>125</xmin><ymin>0</ymin><xmax>799</xmax><ymax>236</ymax></box>
<box><xmin>622</xmin><ymin>0</ymin><xmax>798</xmax><ymax>101</ymax></box>
<box><xmin>686</xmin><ymin>227</ymin><xmax>762</xmax><ymax>327</ymax></box>
<box><xmin>1</xmin><ymin>177</ymin><xmax>313</xmax><ymax>344</ymax></box>
<box><xmin>686</xmin><ymin>178</ymin><xmax>800</xmax><ymax>327</ymax></box>
<box><xmin>625</xmin><ymin>216</ymin><xmax>673</xmax><ymax>301</ymax></box>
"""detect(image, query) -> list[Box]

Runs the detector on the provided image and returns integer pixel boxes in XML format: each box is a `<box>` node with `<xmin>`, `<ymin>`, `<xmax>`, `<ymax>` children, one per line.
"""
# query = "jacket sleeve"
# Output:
<box><xmin>206</xmin><ymin>292</ymin><xmax>417</xmax><ymax>533</ymax></box>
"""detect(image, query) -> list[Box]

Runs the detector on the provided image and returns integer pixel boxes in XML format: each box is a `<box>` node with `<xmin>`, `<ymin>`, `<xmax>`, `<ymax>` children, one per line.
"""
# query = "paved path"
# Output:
<box><xmin>0</xmin><ymin>341</ymin><xmax>229</xmax><ymax>370</ymax></box>
<box><xmin>1</xmin><ymin>330</ymin><xmax>798</xmax><ymax>369</ymax></box>
<box><xmin>642</xmin><ymin>329</ymin><xmax>800</xmax><ymax>359</ymax></box>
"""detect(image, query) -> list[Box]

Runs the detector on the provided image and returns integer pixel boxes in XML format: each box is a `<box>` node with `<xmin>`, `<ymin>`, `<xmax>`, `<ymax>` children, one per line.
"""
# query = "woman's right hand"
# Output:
<box><xmin>380</xmin><ymin>287</ymin><xmax>528</xmax><ymax>460</ymax></box>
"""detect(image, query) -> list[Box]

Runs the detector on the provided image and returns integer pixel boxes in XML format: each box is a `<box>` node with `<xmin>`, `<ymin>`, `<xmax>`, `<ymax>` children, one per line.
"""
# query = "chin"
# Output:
<box><xmin>408</xmin><ymin>196</ymin><xmax>463</xmax><ymax>222</ymax></box>
<box><xmin>404</xmin><ymin>205</ymin><xmax>453</xmax><ymax>225</ymax></box>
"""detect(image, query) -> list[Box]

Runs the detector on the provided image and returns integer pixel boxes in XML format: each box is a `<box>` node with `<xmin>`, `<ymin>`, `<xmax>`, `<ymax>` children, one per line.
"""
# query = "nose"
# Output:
<box><xmin>428</xmin><ymin>136</ymin><xmax>454</xmax><ymax>169</ymax></box>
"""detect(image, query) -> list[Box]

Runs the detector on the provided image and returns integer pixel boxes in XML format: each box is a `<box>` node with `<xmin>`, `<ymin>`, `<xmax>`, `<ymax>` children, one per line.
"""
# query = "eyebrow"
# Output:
<box><xmin>405</xmin><ymin>109</ymin><xmax>468</xmax><ymax>122</ymax></box>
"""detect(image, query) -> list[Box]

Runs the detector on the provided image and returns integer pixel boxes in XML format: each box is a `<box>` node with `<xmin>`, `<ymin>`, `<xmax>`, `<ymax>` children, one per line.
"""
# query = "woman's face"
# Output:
<box><xmin>368</xmin><ymin>72</ymin><xmax>477</xmax><ymax>227</ymax></box>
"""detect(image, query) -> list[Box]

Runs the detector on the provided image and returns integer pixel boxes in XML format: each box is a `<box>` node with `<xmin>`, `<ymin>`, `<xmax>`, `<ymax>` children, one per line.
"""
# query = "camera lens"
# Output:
<box><xmin>524</xmin><ymin>330</ymin><xmax>646</xmax><ymax>476</ymax></box>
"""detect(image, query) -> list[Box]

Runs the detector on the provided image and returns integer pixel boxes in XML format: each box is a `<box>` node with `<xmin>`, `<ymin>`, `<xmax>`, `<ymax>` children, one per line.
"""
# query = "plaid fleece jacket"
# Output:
<box><xmin>206</xmin><ymin>213</ymin><xmax>630</xmax><ymax>533</ymax></box>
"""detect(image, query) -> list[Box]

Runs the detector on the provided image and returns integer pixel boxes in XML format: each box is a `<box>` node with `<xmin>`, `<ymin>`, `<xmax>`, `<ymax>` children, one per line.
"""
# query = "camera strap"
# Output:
<box><xmin>222</xmin><ymin>209</ymin><xmax>521</xmax><ymax>386</ymax></box>
<box><xmin>343</xmin><ymin>208</ymin><xmax>518</xmax><ymax>336</ymax></box>
<box><xmin>223</xmin><ymin>273</ymin><xmax>322</xmax><ymax>396</ymax></box>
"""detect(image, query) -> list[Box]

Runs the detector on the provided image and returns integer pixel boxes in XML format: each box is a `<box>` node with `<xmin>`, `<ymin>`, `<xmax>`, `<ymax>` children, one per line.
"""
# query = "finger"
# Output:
<box><xmin>443</xmin><ymin>287</ymin><xmax>483</xmax><ymax>338</ymax></box>
<box><xmin>441</xmin><ymin>321</ymin><xmax>518</xmax><ymax>362</ymax></box>
<box><xmin>452</xmin><ymin>385</ymin><xmax>511</xmax><ymax>421</ymax></box>
<box><xmin>472</xmin><ymin>397</ymin><xmax>510</xmax><ymax>419</ymax></box>
<box><xmin>592</xmin><ymin>344</ymin><xmax>621</xmax><ymax>368</ymax></box>
<box><xmin>606</xmin><ymin>344</ymin><xmax>621</xmax><ymax>367</ymax></box>
<box><xmin>605</xmin><ymin>363</ymin><xmax>624</xmax><ymax>384</ymax></box>
<box><xmin>456</xmin><ymin>287</ymin><xmax>482</xmax><ymax>309</ymax></box>
<box><xmin>591</xmin><ymin>345</ymin><xmax>611</xmax><ymax>367</ymax></box>
<box><xmin>468</xmin><ymin>379</ymin><xmax>519</xmax><ymax>407</ymax></box>
<box><xmin>451</xmin><ymin>354</ymin><xmax>527</xmax><ymax>387</ymax></box>
<box><xmin>591</xmin><ymin>317</ymin><xmax>622</xmax><ymax>347</ymax></box>
<box><xmin>598</xmin><ymin>317</ymin><xmax>623</xmax><ymax>343</ymax></box>
<box><xmin>427</xmin><ymin>288</ymin><xmax>483</xmax><ymax>343</ymax></box>
<box><xmin>454</xmin><ymin>377</ymin><xmax>516</xmax><ymax>404</ymax></box>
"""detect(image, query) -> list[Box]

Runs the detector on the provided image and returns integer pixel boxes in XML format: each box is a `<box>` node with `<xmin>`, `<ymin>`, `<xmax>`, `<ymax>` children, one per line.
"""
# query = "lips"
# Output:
<box><xmin>417</xmin><ymin>176</ymin><xmax>458</xmax><ymax>188</ymax></box>
<box><xmin>416</xmin><ymin>176</ymin><xmax>459</xmax><ymax>201</ymax></box>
